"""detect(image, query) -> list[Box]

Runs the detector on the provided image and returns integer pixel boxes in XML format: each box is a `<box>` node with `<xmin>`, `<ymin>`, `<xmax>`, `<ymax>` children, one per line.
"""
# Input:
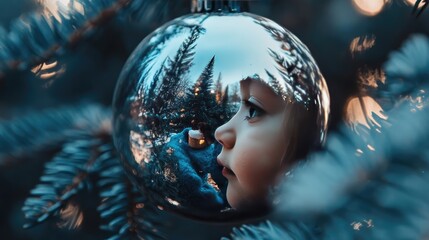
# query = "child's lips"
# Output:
<box><xmin>221</xmin><ymin>167</ymin><xmax>235</xmax><ymax>177</ymax></box>
<box><xmin>217</xmin><ymin>158</ymin><xmax>235</xmax><ymax>177</ymax></box>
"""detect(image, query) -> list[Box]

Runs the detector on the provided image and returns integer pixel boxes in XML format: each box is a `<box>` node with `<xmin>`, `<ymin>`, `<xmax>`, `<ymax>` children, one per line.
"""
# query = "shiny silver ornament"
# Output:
<box><xmin>113</xmin><ymin>2</ymin><xmax>329</xmax><ymax>221</ymax></box>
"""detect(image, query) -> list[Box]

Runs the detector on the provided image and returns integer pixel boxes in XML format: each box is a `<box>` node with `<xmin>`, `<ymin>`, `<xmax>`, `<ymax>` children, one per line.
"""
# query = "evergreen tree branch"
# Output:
<box><xmin>226</xmin><ymin>33</ymin><xmax>429</xmax><ymax>240</ymax></box>
<box><xmin>0</xmin><ymin>0</ymin><xmax>173</xmax><ymax>78</ymax></box>
<box><xmin>22</xmin><ymin>131</ymin><xmax>105</xmax><ymax>228</ymax></box>
<box><xmin>226</xmin><ymin>85</ymin><xmax>429</xmax><ymax>240</ymax></box>
<box><xmin>96</xmin><ymin>142</ymin><xmax>164</xmax><ymax>239</ymax></box>
<box><xmin>381</xmin><ymin>35</ymin><xmax>429</xmax><ymax>93</ymax></box>
<box><xmin>9</xmin><ymin>103</ymin><xmax>164</xmax><ymax>237</ymax></box>
<box><xmin>0</xmin><ymin>0</ymin><xmax>125</xmax><ymax>74</ymax></box>
<box><xmin>0</xmin><ymin>103</ymin><xmax>110</xmax><ymax>164</ymax></box>
<box><xmin>228</xmin><ymin>221</ymin><xmax>316</xmax><ymax>240</ymax></box>
<box><xmin>413</xmin><ymin>0</ymin><xmax>428</xmax><ymax>17</ymax></box>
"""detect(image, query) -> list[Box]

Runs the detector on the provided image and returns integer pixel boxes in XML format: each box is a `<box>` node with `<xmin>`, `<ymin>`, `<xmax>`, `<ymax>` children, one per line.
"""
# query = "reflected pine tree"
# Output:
<box><xmin>183</xmin><ymin>56</ymin><xmax>216</xmax><ymax>125</ymax></box>
<box><xmin>179</xmin><ymin>56</ymin><xmax>230</xmax><ymax>141</ymax></box>
<box><xmin>144</xmin><ymin>27</ymin><xmax>203</xmax><ymax>143</ymax></box>
<box><xmin>255</xmin><ymin>17</ymin><xmax>321</xmax><ymax>105</ymax></box>
<box><xmin>155</xmin><ymin>42</ymin><xmax>196</xmax><ymax>112</ymax></box>
<box><xmin>266</xmin><ymin>69</ymin><xmax>288</xmax><ymax>101</ymax></box>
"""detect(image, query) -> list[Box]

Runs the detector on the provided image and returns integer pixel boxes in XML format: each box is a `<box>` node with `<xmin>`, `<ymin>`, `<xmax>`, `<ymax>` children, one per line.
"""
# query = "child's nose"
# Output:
<box><xmin>214</xmin><ymin>120</ymin><xmax>235</xmax><ymax>149</ymax></box>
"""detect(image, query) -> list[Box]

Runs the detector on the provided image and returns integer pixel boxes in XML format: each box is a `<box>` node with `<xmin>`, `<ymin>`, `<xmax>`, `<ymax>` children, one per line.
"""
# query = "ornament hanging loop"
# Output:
<box><xmin>191</xmin><ymin>0</ymin><xmax>249</xmax><ymax>13</ymax></box>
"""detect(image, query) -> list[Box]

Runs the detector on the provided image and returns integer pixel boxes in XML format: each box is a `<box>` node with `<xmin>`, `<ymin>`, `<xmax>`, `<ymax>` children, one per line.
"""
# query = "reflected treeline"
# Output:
<box><xmin>256</xmin><ymin>17</ymin><xmax>317</xmax><ymax>105</ymax></box>
<box><xmin>179</xmin><ymin>56</ymin><xmax>231</xmax><ymax>142</ymax></box>
<box><xmin>127</xmin><ymin>26</ymin><xmax>237</xmax><ymax>210</ymax></box>
<box><xmin>254</xmin><ymin>16</ymin><xmax>330</xmax><ymax>145</ymax></box>
<box><xmin>131</xmin><ymin>27</ymin><xmax>235</xmax><ymax>147</ymax></box>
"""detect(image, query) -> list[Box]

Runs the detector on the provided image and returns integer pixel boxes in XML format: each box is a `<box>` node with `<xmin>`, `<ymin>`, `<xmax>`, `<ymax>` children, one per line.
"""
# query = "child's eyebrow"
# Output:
<box><xmin>248</xmin><ymin>96</ymin><xmax>265</xmax><ymax>108</ymax></box>
<box><xmin>240</xmin><ymin>76</ymin><xmax>280</xmax><ymax>96</ymax></box>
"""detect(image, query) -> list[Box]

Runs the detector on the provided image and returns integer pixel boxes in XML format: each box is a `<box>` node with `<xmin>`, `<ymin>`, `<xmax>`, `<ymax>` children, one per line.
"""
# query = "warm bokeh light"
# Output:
<box><xmin>38</xmin><ymin>0</ymin><xmax>85</xmax><ymax>22</ymax></box>
<box><xmin>350</xmin><ymin>36</ymin><xmax>376</xmax><ymax>57</ymax></box>
<box><xmin>57</xmin><ymin>202</ymin><xmax>84</xmax><ymax>230</ymax></box>
<box><xmin>352</xmin><ymin>0</ymin><xmax>386</xmax><ymax>16</ymax></box>
<box><xmin>206</xmin><ymin>173</ymin><xmax>220</xmax><ymax>192</ymax></box>
<box><xmin>344</xmin><ymin>96</ymin><xmax>388</xmax><ymax>131</ymax></box>
<box><xmin>31</xmin><ymin>60</ymin><xmax>66</xmax><ymax>87</ymax></box>
<box><xmin>405</xmin><ymin>0</ymin><xmax>425</xmax><ymax>8</ymax></box>
<box><xmin>357</xmin><ymin>68</ymin><xmax>385</xmax><ymax>88</ymax></box>
<box><xmin>130</xmin><ymin>130</ymin><xmax>152</xmax><ymax>165</ymax></box>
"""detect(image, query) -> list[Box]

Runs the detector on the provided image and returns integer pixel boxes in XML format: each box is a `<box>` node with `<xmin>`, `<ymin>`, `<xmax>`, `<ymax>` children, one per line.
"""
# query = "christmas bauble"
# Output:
<box><xmin>113</xmin><ymin>2</ymin><xmax>329</xmax><ymax>221</ymax></box>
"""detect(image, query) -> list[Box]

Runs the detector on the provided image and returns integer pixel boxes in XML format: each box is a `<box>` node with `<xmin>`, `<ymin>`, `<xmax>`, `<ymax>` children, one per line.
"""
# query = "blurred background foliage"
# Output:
<box><xmin>0</xmin><ymin>0</ymin><xmax>428</xmax><ymax>239</ymax></box>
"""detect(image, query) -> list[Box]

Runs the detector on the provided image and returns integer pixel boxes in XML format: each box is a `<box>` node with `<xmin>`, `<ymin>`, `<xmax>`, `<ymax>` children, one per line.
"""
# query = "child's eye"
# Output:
<box><xmin>243</xmin><ymin>100</ymin><xmax>266</xmax><ymax>121</ymax></box>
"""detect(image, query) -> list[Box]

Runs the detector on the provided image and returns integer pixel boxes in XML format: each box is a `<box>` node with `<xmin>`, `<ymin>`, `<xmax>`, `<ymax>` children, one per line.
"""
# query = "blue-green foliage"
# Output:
<box><xmin>0</xmin><ymin>104</ymin><xmax>162</xmax><ymax>239</ymax></box>
<box><xmin>228</xmin><ymin>34</ymin><xmax>429</xmax><ymax>240</ymax></box>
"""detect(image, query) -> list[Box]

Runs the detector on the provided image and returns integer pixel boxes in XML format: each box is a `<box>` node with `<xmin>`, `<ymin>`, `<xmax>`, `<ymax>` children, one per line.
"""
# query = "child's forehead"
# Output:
<box><xmin>240</xmin><ymin>78</ymin><xmax>286</xmax><ymax>107</ymax></box>
<box><xmin>240</xmin><ymin>78</ymin><xmax>280</xmax><ymax>96</ymax></box>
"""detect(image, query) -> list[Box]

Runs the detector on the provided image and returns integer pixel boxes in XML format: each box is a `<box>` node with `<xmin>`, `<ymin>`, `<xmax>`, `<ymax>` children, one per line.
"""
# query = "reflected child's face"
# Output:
<box><xmin>215</xmin><ymin>78</ymin><xmax>291</xmax><ymax>210</ymax></box>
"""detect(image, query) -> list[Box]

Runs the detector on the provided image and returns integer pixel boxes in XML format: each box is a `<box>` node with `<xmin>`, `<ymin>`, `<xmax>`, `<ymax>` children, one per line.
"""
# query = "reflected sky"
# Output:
<box><xmin>140</xmin><ymin>13</ymin><xmax>327</xmax><ymax>108</ymax></box>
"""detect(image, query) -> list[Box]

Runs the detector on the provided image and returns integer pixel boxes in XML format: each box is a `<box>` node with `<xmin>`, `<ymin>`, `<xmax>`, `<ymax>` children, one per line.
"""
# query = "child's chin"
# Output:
<box><xmin>225</xmin><ymin>185</ymin><xmax>240</xmax><ymax>210</ymax></box>
<box><xmin>226</xmin><ymin>186</ymin><xmax>270</xmax><ymax>212</ymax></box>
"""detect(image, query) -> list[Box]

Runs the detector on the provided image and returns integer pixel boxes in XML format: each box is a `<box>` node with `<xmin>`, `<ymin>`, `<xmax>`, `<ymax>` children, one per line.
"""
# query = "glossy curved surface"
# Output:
<box><xmin>112</xmin><ymin>12</ymin><xmax>329</xmax><ymax>221</ymax></box>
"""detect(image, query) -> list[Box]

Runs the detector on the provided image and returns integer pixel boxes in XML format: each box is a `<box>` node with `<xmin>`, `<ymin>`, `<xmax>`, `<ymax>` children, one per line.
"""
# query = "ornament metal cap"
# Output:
<box><xmin>191</xmin><ymin>0</ymin><xmax>249</xmax><ymax>13</ymax></box>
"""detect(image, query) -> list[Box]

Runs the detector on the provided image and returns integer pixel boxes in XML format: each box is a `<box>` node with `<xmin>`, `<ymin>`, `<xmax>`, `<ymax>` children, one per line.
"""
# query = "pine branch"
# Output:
<box><xmin>272</xmin><ymin>86</ymin><xmax>429</xmax><ymax>239</ymax></box>
<box><xmin>0</xmin><ymin>103</ymin><xmax>110</xmax><ymax>164</ymax></box>
<box><xmin>412</xmin><ymin>0</ymin><xmax>428</xmax><ymax>17</ymax></box>
<box><xmin>154</xmin><ymin>26</ymin><xmax>201</xmax><ymax>113</ymax></box>
<box><xmin>228</xmin><ymin>221</ymin><xmax>316</xmax><ymax>240</ymax></box>
<box><xmin>226</xmin><ymin>86</ymin><xmax>429</xmax><ymax>239</ymax></box>
<box><xmin>227</xmin><ymin>34</ymin><xmax>429</xmax><ymax>239</ymax></box>
<box><xmin>96</xmin><ymin>142</ymin><xmax>164</xmax><ymax>239</ymax></box>
<box><xmin>382</xmin><ymin>34</ymin><xmax>429</xmax><ymax>99</ymax></box>
<box><xmin>126</xmin><ymin>0</ymin><xmax>179</xmax><ymax>24</ymax></box>
<box><xmin>22</xmin><ymin>131</ymin><xmax>104</xmax><ymax>228</ymax></box>
<box><xmin>0</xmin><ymin>0</ymin><xmax>172</xmax><ymax>78</ymax></box>
<box><xmin>11</xmin><ymin>103</ymin><xmax>164</xmax><ymax>237</ymax></box>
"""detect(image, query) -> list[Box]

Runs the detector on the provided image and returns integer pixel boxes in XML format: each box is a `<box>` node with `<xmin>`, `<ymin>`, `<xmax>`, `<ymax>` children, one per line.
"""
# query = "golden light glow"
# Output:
<box><xmin>351</xmin><ymin>219</ymin><xmax>375</xmax><ymax>231</ymax></box>
<box><xmin>364</xmin><ymin>219</ymin><xmax>374</xmax><ymax>228</ymax></box>
<box><xmin>31</xmin><ymin>60</ymin><xmax>66</xmax><ymax>86</ymax></box>
<box><xmin>136</xmin><ymin>203</ymin><xmax>145</xmax><ymax>209</ymax></box>
<box><xmin>350</xmin><ymin>36</ymin><xmax>376</xmax><ymax>57</ymax></box>
<box><xmin>352</xmin><ymin>0</ymin><xmax>386</xmax><ymax>16</ymax></box>
<box><xmin>166</xmin><ymin>147</ymin><xmax>174</xmax><ymax>155</ymax></box>
<box><xmin>344</xmin><ymin>96</ymin><xmax>388</xmax><ymax>131</ymax></box>
<box><xmin>57</xmin><ymin>202</ymin><xmax>84</xmax><ymax>230</ymax></box>
<box><xmin>38</xmin><ymin>0</ymin><xmax>85</xmax><ymax>22</ymax></box>
<box><xmin>206</xmin><ymin>173</ymin><xmax>220</xmax><ymax>192</ymax></box>
<box><xmin>358</xmin><ymin>68</ymin><xmax>386</xmax><ymax>88</ymax></box>
<box><xmin>166</xmin><ymin>197</ymin><xmax>180</xmax><ymax>206</ymax></box>
<box><xmin>163</xmin><ymin>167</ymin><xmax>177</xmax><ymax>182</ymax></box>
<box><xmin>39</xmin><ymin>72</ymin><xmax>57</xmax><ymax>79</ymax></box>
<box><xmin>130</xmin><ymin>130</ymin><xmax>152</xmax><ymax>165</ymax></box>
<box><xmin>31</xmin><ymin>61</ymin><xmax>58</xmax><ymax>73</ymax></box>
<box><xmin>409</xmin><ymin>90</ymin><xmax>426</xmax><ymax>112</ymax></box>
<box><xmin>355</xmin><ymin>148</ymin><xmax>363</xmax><ymax>156</ymax></box>
<box><xmin>351</xmin><ymin>221</ymin><xmax>363</xmax><ymax>230</ymax></box>
<box><xmin>405</xmin><ymin>0</ymin><xmax>425</xmax><ymax>8</ymax></box>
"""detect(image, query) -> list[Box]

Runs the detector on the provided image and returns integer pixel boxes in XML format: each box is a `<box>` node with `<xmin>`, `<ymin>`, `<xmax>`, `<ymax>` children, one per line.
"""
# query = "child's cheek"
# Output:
<box><xmin>234</xmin><ymin>147</ymin><xmax>275</xmax><ymax>191</ymax></box>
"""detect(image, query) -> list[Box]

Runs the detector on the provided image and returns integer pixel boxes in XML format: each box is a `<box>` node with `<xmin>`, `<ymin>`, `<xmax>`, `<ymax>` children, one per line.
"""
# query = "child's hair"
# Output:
<box><xmin>250</xmin><ymin>29</ymin><xmax>331</xmax><ymax>168</ymax></box>
<box><xmin>282</xmin><ymin>100</ymin><xmax>321</xmax><ymax>168</ymax></box>
<box><xmin>244</xmin><ymin>77</ymin><xmax>327</xmax><ymax>170</ymax></box>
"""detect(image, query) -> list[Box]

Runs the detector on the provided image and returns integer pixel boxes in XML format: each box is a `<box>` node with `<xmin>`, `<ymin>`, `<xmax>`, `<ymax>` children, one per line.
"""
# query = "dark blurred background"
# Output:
<box><xmin>0</xmin><ymin>0</ymin><xmax>428</xmax><ymax>239</ymax></box>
